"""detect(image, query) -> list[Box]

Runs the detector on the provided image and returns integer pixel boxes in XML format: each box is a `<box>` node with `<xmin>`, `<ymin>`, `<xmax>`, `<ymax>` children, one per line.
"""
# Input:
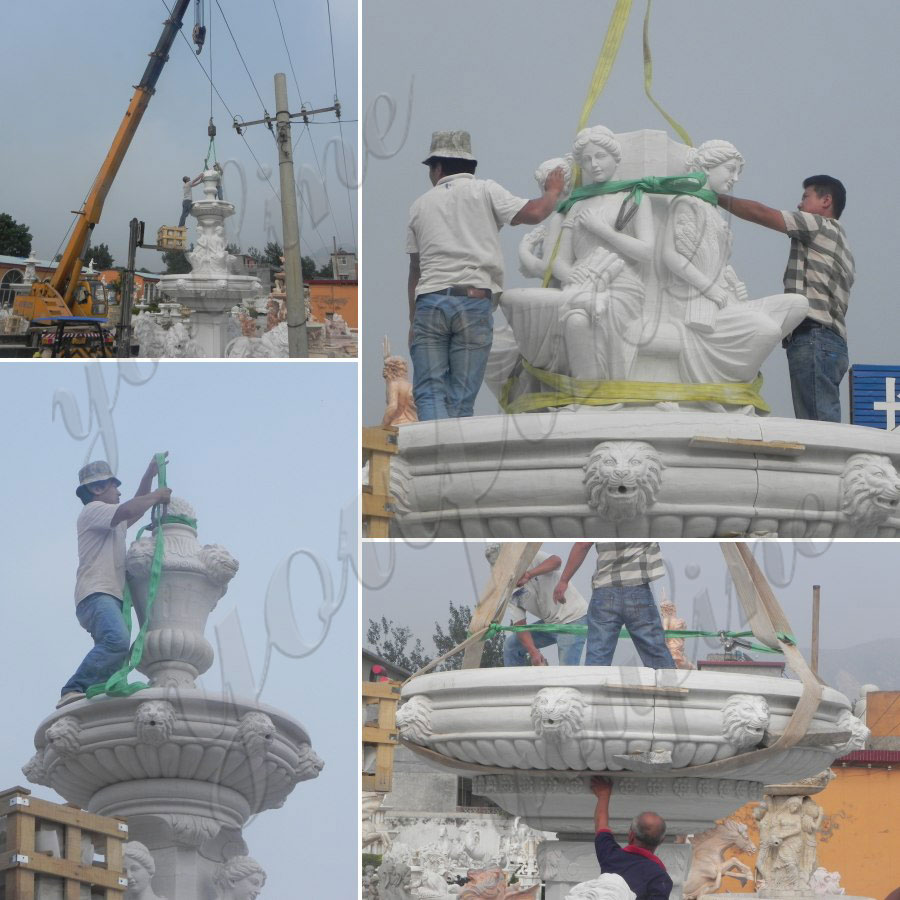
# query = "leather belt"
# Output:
<box><xmin>437</xmin><ymin>285</ymin><xmax>492</xmax><ymax>299</ymax></box>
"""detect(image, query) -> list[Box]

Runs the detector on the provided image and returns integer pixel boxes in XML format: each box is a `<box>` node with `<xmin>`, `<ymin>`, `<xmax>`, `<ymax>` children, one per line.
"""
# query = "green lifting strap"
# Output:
<box><xmin>85</xmin><ymin>452</ymin><xmax>182</xmax><ymax>699</ymax></box>
<box><xmin>557</xmin><ymin>172</ymin><xmax>717</xmax><ymax>216</ymax></box>
<box><xmin>483</xmin><ymin>622</ymin><xmax>795</xmax><ymax>655</ymax></box>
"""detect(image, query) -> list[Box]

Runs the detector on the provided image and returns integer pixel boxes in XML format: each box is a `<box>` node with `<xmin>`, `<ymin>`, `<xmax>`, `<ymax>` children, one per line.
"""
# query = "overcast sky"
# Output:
<box><xmin>361</xmin><ymin>0</ymin><xmax>900</xmax><ymax>423</ymax></box>
<box><xmin>2</xmin><ymin>0</ymin><xmax>357</xmax><ymax>269</ymax></box>
<box><xmin>0</xmin><ymin>360</ymin><xmax>358</xmax><ymax>897</ymax></box>
<box><xmin>362</xmin><ymin>540</ymin><xmax>900</xmax><ymax>697</ymax></box>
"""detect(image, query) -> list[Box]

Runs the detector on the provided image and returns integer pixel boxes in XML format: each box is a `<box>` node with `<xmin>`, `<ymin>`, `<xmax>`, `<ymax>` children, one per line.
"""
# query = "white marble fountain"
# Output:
<box><xmin>388</xmin><ymin>129</ymin><xmax>900</xmax><ymax>538</ymax></box>
<box><xmin>23</xmin><ymin>498</ymin><xmax>323</xmax><ymax>899</ymax></box>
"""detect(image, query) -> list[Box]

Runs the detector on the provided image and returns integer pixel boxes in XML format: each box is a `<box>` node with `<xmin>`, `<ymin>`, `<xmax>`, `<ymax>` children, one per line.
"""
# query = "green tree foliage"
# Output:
<box><xmin>366</xmin><ymin>617</ymin><xmax>430</xmax><ymax>674</ymax></box>
<box><xmin>0</xmin><ymin>213</ymin><xmax>32</xmax><ymax>257</ymax></box>
<box><xmin>244</xmin><ymin>246</ymin><xmax>264</xmax><ymax>264</ymax></box>
<box><xmin>162</xmin><ymin>247</ymin><xmax>192</xmax><ymax>274</ymax></box>
<box><xmin>316</xmin><ymin>261</ymin><xmax>335</xmax><ymax>279</ymax></box>
<box><xmin>84</xmin><ymin>242</ymin><xmax>114</xmax><ymax>269</ymax></box>
<box><xmin>301</xmin><ymin>255</ymin><xmax>318</xmax><ymax>281</ymax></box>
<box><xmin>262</xmin><ymin>241</ymin><xmax>284</xmax><ymax>267</ymax></box>
<box><xmin>432</xmin><ymin>601</ymin><xmax>504</xmax><ymax>670</ymax></box>
<box><xmin>225</xmin><ymin>243</ymin><xmax>241</xmax><ymax>256</ymax></box>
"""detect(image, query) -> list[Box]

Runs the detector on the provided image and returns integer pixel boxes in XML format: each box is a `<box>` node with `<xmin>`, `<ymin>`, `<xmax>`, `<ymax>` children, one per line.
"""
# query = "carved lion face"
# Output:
<box><xmin>840</xmin><ymin>453</ymin><xmax>900</xmax><ymax>529</ymax></box>
<box><xmin>530</xmin><ymin>688</ymin><xmax>585</xmax><ymax>740</ymax></box>
<box><xmin>721</xmin><ymin>694</ymin><xmax>769</xmax><ymax>750</ymax></box>
<box><xmin>396</xmin><ymin>695</ymin><xmax>434</xmax><ymax>744</ymax></box>
<box><xmin>584</xmin><ymin>441</ymin><xmax>663</xmax><ymax>521</ymax></box>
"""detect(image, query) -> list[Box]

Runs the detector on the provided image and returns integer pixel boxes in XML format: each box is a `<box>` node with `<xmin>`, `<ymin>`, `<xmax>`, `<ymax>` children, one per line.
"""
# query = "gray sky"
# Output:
<box><xmin>3</xmin><ymin>0</ymin><xmax>357</xmax><ymax>269</ymax></box>
<box><xmin>361</xmin><ymin>0</ymin><xmax>900</xmax><ymax>423</ymax></box>
<box><xmin>362</xmin><ymin>540</ymin><xmax>900</xmax><ymax>696</ymax></box>
<box><xmin>0</xmin><ymin>360</ymin><xmax>358</xmax><ymax>897</ymax></box>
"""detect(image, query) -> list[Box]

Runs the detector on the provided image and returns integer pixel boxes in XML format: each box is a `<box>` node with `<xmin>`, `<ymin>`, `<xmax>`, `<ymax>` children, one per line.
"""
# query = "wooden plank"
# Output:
<box><xmin>362</xmin><ymin>725</ymin><xmax>397</xmax><ymax>745</ymax></box>
<box><xmin>689</xmin><ymin>436</ymin><xmax>806</xmax><ymax>456</ymax></box>
<box><xmin>373</xmin><ymin>744</ymin><xmax>394</xmax><ymax>791</ymax></box>
<box><xmin>65</xmin><ymin>825</ymin><xmax>82</xmax><ymax>900</ymax></box>
<box><xmin>1</xmin><ymin>853</ymin><xmax>126</xmax><ymax>889</ymax></box>
<box><xmin>461</xmin><ymin>543</ymin><xmax>542</xmax><ymax>669</ymax></box>
<box><xmin>362</xmin><ymin>681</ymin><xmax>401</xmax><ymax>700</ymax></box>
<box><xmin>361</xmin><ymin>492</ymin><xmax>394</xmax><ymax>519</ymax></box>
<box><xmin>362</xmin><ymin>426</ymin><xmax>398</xmax><ymax>455</ymax></box>
<box><xmin>3</xmin><ymin>794</ymin><xmax>129</xmax><ymax>841</ymax></box>
<box><xmin>6</xmin><ymin>868</ymin><xmax>36</xmax><ymax>900</ymax></box>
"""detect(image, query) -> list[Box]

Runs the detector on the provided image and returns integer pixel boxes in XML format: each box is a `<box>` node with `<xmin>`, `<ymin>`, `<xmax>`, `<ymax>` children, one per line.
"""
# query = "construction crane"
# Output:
<box><xmin>13</xmin><ymin>0</ymin><xmax>193</xmax><ymax>335</ymax></box>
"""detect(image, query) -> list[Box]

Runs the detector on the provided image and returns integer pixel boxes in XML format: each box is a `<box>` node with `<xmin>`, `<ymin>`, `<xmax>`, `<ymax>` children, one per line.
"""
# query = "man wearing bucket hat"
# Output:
<box><xmin>407</xmin><ymin>130</ymin><xmax>564</xmax><ymax>420</ymax></box>
<box><xmin>58</xmin><ymin>455</ymin><xmax>172</xmax><ymax>708</ymax></box>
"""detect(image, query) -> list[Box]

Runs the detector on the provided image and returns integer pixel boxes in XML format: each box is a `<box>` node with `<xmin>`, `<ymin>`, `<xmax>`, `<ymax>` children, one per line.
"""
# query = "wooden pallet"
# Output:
<box><xmin>362</xmin><ymin>426</ymin><xmax>398</xmax><ymax>538</ymax></box>
<box><xmin>0</xmin><ymin>786</ymin><xmax>128</xmax><ymax>900</ymax></box>
<box><xmin>362</xmin><ymin>681</ymin><xmax>401</xmax><ymax>792</ymax></box>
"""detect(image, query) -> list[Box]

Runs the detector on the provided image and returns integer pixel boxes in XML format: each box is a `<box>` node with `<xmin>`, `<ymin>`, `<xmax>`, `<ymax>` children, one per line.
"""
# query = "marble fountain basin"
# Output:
<box><xmin>388</xmin><ymin>409</ymin><xmax>900</xmax><ymax>538</ymax></box>
<box><xmin>397</xmin><ymin>667</ymin><xmax>863</xmax><ymax>834</ymax></box>
<box><xmin>24</xmin><ymin>692</ymin><xmax>323</xmax><ymax>825</ymax></box>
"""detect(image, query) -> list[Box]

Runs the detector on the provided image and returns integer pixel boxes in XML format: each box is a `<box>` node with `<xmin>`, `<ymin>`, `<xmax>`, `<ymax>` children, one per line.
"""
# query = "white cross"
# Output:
<box><xmin>873</xmin><ymin>376</ymin><xmax>900</xmax><ymax>430</ymax></box>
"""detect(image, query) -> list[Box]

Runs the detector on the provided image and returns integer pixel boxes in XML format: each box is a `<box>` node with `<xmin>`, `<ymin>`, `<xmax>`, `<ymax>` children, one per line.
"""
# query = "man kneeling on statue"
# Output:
<box><xmin>485</xmin><ymin>543</ymin><xmax>588</xmax><ymax>667</ymax></box>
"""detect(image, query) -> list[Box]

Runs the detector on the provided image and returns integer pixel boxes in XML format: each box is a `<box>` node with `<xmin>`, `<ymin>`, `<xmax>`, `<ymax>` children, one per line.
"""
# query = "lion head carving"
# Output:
<box><xmin>135</xmin><ymin>700</ymin><xmax>177</xmax><ymax>747</ymax></box>
<box><xmin>46</xmin><ymin>716</ymin><xmax>82</xmax><ymax>758</ymax></box>
<box><xmin>237</xmin><ymin>711</ymin><xmax>276</xmax><ymax>766</ymax></box>
<box><xmin>396</xmin><ymin>695</ymin><xmax>434</xmax><ymax>744</ymax></box>
<box><xmin>200</xmin><ymin>543</ymin><xmax>240</xmax><ymax>587</ymax></box>
<box><xmin>530</xmin><ymin>687</ymin><xmax>586</xmax><ymax>740</ymax></box>
<box><xmin>584</xmin><ymin>441</ymin><xmax>663</xmax><ymax>521</ymax></box>
<box><xmin>721</xmin><ymin>694</ymin><xmax>769</xmax><ymax>750</ymax></box>
<box><xmin>834</xmin><ymin>709</ymin><xmax>870</xmax><ymax>754</ymax></box>
<box><xmin>840</xmin><ymin>453</ymin><xmax>900</xmax><ymax>532</ymax></box>
<box><xmin>22</xmin><ymin>750</ymin><xmax>50</xmax><ymax>786</ymax></box>
<box><xmin>294</xmin><ymin>744</ymin><xmax>325</xmax><ymax>782</ymax></box>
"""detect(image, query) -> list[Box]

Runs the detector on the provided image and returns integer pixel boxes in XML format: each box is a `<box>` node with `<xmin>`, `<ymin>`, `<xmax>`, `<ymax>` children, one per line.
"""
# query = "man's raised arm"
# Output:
<box><xmin>590</xmin><ymin>776</ymin><xmax>612</xmax><ymax>832</ymax></box>
<box><xmin>511</xmin><ymin>168</ymin><xmax>565</xmax><ymax>225</ymax></box>
<box><xmin>718</xmin><ymin>194</ymin><xmax>787</xmax><ymax>233</ymax></box>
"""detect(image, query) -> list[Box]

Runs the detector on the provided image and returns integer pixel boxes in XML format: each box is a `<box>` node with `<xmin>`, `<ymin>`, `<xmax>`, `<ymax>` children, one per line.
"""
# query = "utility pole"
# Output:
<box><xmin>274</xmin><ymin>73</ymin><xmax>307</xmax><ymax>357</ymax></box>
<box><xmin>811</xmin><ymin>584</ymin><xmax>821</xmax><ymax>676</ymax></box>
<box><xmin>117</xmin><ymin>218</ymin><xmax>142</xmax><ymax>358</ymax></box>
<box><xmin>232</xmin><ymin>81</ymin><xmax>341</xmax><ymax>358</ymax></box>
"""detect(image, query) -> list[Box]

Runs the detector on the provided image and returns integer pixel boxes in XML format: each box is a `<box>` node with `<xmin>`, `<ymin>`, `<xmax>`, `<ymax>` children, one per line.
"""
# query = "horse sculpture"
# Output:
<box><xmin>683</xmin><ymin>819</ymin><xmax>756</xmax><ymax>899</ymax></box>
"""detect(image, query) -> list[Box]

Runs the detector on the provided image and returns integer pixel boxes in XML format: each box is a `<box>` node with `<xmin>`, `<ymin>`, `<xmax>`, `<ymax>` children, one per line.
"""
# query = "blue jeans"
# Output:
<box><xmin>586</xmin><ymin>584</ymin><xmax>675</xmax><ymax>668</ymax></box>
<box><xmin>61</xmin><ymin>593</ymin><xmax>131</xmax><ymax>695</ymax></box>
<box><xmin>178</xmin><ymin>199</ymin><xmax>192</xmax><ymax>227</ymax></box>
<box><xmin>503</xmin><ymin>615</ymin><xmax>588</xmax><ymax>666</ymax></box>
<box><xmin>785</xmin><ymin>324</ymin><xmax>848</xmax><ymax>423</ymax></box>
<box><xmin>410</xmin><ymin>292</ymin><xmax>493</xmax><ymax>420</ymax></box>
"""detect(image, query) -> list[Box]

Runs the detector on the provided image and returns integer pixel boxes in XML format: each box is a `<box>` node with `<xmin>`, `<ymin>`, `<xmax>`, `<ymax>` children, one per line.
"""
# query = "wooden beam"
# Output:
<box><xmin>461</xmin><ymin>543</ymin><xmax>542</xmax><ymax>669</ymax></box>
<box><xmin>689</xmin><ymin>436</ymin><xmax>805</xmax><ymax>456</ymax></box>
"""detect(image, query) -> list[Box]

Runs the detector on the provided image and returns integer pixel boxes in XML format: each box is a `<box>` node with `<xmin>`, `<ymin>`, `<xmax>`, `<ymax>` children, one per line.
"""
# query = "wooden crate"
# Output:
<box><xmin>0</xmin><ymin>786</ymin><xmax>128</xmax><ymax>900</ymax></box>
<box><xmin>156</xmin><ymin>226</ymin><xmax>187</xmax><ymax>250</ymax></box>
<box><xmin>362</xmin><ymin>681</ymin><xmax>400</xmax><ymax>793</ymax></box>
<box><xmin>362</xmin><ymin>426</ymin><xmax>398</xmax><ymax>539</ymax></box>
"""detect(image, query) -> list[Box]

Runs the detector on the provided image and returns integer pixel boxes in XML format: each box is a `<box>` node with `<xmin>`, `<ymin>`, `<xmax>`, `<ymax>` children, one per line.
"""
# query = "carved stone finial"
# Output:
<box><xmin>584</xmin><ymin>441</ymin><xmax>663</xmax><ymax>520</ymax></box>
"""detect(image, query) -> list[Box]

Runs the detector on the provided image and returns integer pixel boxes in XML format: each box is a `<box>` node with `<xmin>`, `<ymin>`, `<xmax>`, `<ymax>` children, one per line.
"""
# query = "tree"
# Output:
<box><xmin>244</xmin><ymin>246</ymin><xmax>264</xmax><ymax>264</ymax></box>
<box><xmin>225</xmin><ymin>243</ymin><xmax>241</xmax><ymax>256</ymax></box>
<box><xmin>366</xmin><ymin>617</ymin><xmax>430</xmax><ymax>673</ymax></box>
<box><xmin>301</xmin><ymin>255</ymin><xmax>318</xmax><ymax>281</ymax></box>
<box><xmin>0</xmin><ymin>213</ymin><xmax>32</xmax><ymax>257</ymax></box>
<box><xmin>262</xmin><ymin>241</ymin><xmax>283</xmax><ymax>267</ymax></box>
<box><xmin>162</xmin><ymin>247</ymin><xmax>192</xmax><ymax>274</ymax></box>
<box><xmin>316</xmin><ymin>261</ymin><xmax>335</xmax><ymax>279</ymax></box>
<box><xmin>84</xmin><ymin>242</ymin><xmax>114</xmax><ymax>269</ymax></box>
<box><xmin>432</xmin><ymin>601</ymin><xmax>504</xmax><ymax>670</ymax></box>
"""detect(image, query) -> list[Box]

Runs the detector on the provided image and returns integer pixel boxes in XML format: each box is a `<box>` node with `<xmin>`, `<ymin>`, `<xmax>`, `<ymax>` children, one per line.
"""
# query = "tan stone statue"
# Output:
<box><xmin>755</xmin><ymin>793</ymin><xmax>822</xmax><ymax>892</ymax></box>
<box><xmin>683</xmin><ymin>819</ymin><xmax>756</xmax><ymax>898</ymax></box>
<box><xmin>383</xmin><ymin>337</ymin><xmax>418</xmax><ymax>426</ymax></box>
<box><xmin>123</xmin><ymin>842</ymin><xmax>168</xmax><ymax>900</ymax></box>
<box><xmin>459</xmin><ymin>866</ymin><xmax>539</xmax><ymax>899</ymax></box>
<box><xmin>213</xmin><ymin>856</ymin><xmax>266</xmax><ymax>900</ymax></box>
<box><xmin>659</xmin><ymin>593</ymin><xmax>693</xmax><ymax>670</ymax></box>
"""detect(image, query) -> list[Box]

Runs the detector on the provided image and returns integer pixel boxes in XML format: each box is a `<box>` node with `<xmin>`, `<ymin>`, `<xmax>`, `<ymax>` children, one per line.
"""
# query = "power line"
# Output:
<box><xmin>213</xmin><ymin>0</ymin><xmax>269</xmax><ymax>115</ymax></box>
<box><xmin>324</xmin><ymin>0</ymin><xmax>357</xmax><ymax>242</ymax></box>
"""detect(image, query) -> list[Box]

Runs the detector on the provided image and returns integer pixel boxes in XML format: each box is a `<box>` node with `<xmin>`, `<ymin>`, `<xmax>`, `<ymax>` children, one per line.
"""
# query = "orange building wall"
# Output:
<box><xmin>707</xmin><ymin>767</ymin><xmax>900</xmax><ymax>900</ymax></box>
<box><xmin>868</xmin><ymin>692</ymin><xmax>900</xmax><ymax>736</ymax></box>
<box><xmin>308</xmin><ymin>279</ymin><xmax>357</xmax><ymax>329</ymax></box>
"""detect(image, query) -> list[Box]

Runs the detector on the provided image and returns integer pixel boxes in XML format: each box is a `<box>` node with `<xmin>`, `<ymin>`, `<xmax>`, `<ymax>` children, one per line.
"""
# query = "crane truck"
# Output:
<box><xmin>12</xmin><ymin>0</ymin><xmax>194</xmax><ymax>354</ymax></box>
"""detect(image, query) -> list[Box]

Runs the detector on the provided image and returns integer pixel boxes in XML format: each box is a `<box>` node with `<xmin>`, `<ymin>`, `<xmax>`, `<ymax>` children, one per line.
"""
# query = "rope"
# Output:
<box><xmin>483</xmin><ymin>623</ymin><xmax>793</xmax><ymax>655</ymax></box>
<box><xmin>85</xmin><ymin>453</ymin><xmax>183</xmax><ymax>699</ymax></box>
<box><xmin>641</xmin><ymin>0</ymin><xmax>692</xmax><ymax>145</ymax></box>
<box><xmin>500</xmin><ymin>361</ymin><xmax>769</xmax><ymax>414</ymax></box>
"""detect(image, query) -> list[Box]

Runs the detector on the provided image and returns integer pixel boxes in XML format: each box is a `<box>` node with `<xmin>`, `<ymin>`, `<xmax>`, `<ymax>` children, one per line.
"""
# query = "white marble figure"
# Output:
<box><xmin>853</xmin><ymin>684</ymin><xmax>879</xmax><ymax>723</ymax></box>
<box><xmin>682</xmin><ymin>819</ymin><xmax>755</xmax><ymax>898</ymax></box>
<box><xmin>659</xmin><ymin>141</ymin><xmax>807</xmax><ymax>396</ymax></box>
<box><xmin>213</xmin><ymin>856</ymin><xmax>267</xmax><ymax>900</ymax></box>
<box><xmin>517</xmin><ymin>156</ymin><xmax>575</xmax><ymax>280</ymax></box>
<box><xmin>363</xmin><ymin>791</ymin><xmax>393</xmax><ymax>852</ymax></box>
<box><xmin>564</xmin><ymin>873</ymin><xmax>636</xmax><ymax>900</ymax></box>
<box><xmin>809</xmin><ymin>867</ymin><xmax>846</xmax><ymax>895</ymax></box>
<box><xmin>124</xmin><ymin>842</ymin><xmax>168</xmax><ymax>900</ymax></box>
<box><xmin>754</xmin><ymin>793</ymin><xmax>823</xmax><ymax>892</ymax></box>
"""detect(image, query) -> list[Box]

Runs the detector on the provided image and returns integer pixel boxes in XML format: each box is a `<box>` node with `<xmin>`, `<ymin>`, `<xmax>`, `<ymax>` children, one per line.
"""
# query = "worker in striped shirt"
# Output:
<box><xmin>717</xmin><ymin>175</ymin><xmax>855</xmax><ymax>423</ymax></box>
<box><xmin>553</xmin><ymin>543</ymin><xmax>674</xmax><ymax>668</ymax></box>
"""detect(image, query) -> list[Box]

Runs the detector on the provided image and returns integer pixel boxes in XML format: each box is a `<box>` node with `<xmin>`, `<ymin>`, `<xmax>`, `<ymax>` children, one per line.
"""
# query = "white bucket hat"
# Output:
<box><xmin>422</xmin><ymin>130</ymin><xmax>477</xmax><ymax>165</ymax></box>
<box><xmin>76</xmin><ymin>460</ymin><xmax>121</xmax><ymax>498</ymax></box>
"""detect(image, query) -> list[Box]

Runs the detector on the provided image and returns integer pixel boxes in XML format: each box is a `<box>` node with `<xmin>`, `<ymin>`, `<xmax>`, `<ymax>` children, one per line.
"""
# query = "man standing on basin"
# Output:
<box><xmin>553</xmin><ymin>543</ymin><xmax>674</xmax><ymax>669</ymax></box>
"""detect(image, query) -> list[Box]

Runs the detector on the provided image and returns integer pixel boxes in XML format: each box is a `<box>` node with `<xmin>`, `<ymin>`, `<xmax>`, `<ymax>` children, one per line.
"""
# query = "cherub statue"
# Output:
<box><xmin>382</xmin><ymin>337</ymin><xmax>418</xmax><ymax>426</ymax></box>
<box><xmin>123</xmin><ymin>842</ymin><xmax>167</xmax><ymax>900</ymax></box>
<box><xmin>659</xmin><ymin>592</ymin><xmax>693</xmax><ymax>669</ymax></box>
